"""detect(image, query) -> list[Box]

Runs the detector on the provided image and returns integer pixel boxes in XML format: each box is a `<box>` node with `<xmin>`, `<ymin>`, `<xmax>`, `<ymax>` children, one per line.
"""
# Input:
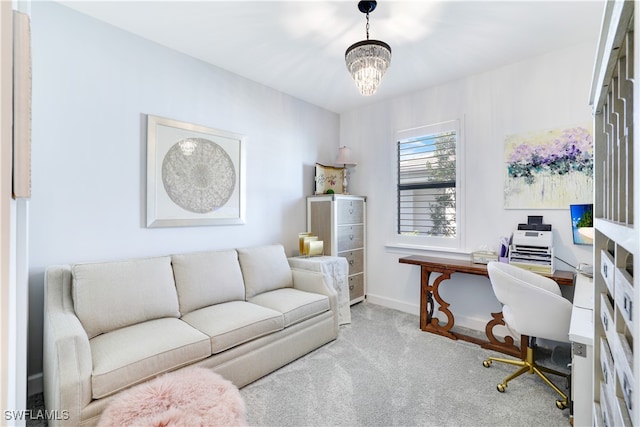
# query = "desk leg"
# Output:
<box><xmin>483</xmin><ymin>311</ymin><xmax>525</xmax><ymax>359</ymax></box>
<box><xmin>419</xmin><ymin>267</ymin><xmax>430</xmax><ymax>330</ymax></box>
<box><xmin>420</xmin><ymin>268</ymin><xmax>456</xmax><ymax>339</ymax></box>
<box><xmin>416</xmin><ymin>265</ymin><xmax>523</xmax><ymax>358</ymax></box>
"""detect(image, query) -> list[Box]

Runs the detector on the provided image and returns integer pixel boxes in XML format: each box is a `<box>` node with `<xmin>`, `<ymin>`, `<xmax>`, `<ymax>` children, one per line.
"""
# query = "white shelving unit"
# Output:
<box><xmin>589</xmin><ymin>1</ymin><xmax>639</xmax><ymax>425</ymax></box>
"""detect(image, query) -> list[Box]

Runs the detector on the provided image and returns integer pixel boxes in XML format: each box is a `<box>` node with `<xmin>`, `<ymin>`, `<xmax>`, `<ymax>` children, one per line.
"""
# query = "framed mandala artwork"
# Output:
<box><xmin>146</xmin><ymin>115</ymin><xmax>246</xmax><ymax>227</ymax></box>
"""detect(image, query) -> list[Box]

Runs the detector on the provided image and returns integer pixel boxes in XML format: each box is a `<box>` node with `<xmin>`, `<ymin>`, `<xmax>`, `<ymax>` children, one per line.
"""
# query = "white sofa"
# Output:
<box><xmin>43</xmin><ymin>244</ymin><xmax>339</xmax><ymax>426</ymax></box>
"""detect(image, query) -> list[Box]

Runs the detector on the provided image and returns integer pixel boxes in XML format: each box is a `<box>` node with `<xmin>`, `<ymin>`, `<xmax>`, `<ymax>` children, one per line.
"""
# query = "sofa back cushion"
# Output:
<box><xmin>71</xmin><ymin>256</ymin><xmax>180</xmax><ymax>339</ymax></box>
<box><xmin>237</xmin><ymin>244</ymin><xmax>293</xmax><ymax>299</ymax></box>
<box><xmin>172</xmin><ymin>250</ymin><xmax>246</xmax><ymax>315</ymax></box>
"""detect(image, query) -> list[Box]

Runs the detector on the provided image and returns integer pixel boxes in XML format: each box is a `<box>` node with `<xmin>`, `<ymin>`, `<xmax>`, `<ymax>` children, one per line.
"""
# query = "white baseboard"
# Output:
<box><xmin>365</xmin><ymin>294</ymin><xmax>420</xmax><ymax>316</ymax></box>
<box><xmin>365</xmin><ymin>293</ymin><xmax>500</xmax><ymax>337</ymax></box>
<box><xmin>27</xmin><ymin>372</ymin><xmax>43</xmax><ymax>396</ymax></box>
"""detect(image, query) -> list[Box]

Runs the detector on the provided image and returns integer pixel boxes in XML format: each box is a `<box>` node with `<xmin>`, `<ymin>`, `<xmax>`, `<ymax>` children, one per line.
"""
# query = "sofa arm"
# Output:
<box><xmin>291</xmin><ymin>268</ymin><xmax>339</xmax><ymax>331</ymax></box>
<box><xmin>43</xmin><ymin>266</ymin><xmax>93</xmax><ymax>427</ymax></box>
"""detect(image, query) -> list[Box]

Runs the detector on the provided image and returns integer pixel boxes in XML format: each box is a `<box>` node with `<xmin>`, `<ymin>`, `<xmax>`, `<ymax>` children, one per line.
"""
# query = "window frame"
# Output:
<box><xmin>391</xmin><ymin>119</ymin><xmax>465</xmax><ymax>252</ymax></box>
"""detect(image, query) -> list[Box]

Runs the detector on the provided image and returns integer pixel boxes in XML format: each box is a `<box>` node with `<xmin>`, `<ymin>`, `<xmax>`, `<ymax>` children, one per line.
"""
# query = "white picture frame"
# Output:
<box><xmin>146</xmin><ymin>115</ymin><xmax>246</xmax><ymax>227</ymax></box>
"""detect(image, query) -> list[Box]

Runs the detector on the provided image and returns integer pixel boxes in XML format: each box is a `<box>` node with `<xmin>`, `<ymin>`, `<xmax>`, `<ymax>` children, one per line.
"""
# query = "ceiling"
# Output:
<box><xmin>59</xmin><ymin>1</ymin><xmax>605</xmax><ymax>114</ymax></box>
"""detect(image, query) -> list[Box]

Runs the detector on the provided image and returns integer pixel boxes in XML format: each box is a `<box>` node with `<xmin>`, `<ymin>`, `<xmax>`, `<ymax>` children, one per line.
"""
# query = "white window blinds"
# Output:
<box><xmin>397</xmin><ymin>129</ymin><xmax>457</xmax><ymax>237</ymax></box>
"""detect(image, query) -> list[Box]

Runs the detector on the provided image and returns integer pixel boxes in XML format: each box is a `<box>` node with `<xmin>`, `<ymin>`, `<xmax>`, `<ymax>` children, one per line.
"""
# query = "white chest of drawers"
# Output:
<box><xmin>307</xmin><ymin>195</ymin><xmax>366</xmax><ymax>304</ymax></box>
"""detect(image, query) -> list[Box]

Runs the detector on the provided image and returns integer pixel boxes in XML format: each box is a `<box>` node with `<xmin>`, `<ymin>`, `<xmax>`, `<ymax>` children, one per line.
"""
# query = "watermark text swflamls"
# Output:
<box><xmin>4</xmin><ymin>409</ymin><xmax>70</xmax><ymax>421</ymax></box>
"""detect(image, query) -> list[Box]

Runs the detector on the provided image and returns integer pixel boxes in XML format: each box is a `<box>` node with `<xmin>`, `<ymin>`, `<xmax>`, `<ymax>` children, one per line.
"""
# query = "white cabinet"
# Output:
<box><xmin>569</xmin><ymin>274</ymin><xmax>594</xmax><ymax>427</ymax></box>
<box><xmin>307</xmin><ymin>195</ymin><xmax>366</xmax><ymax>304</ymax></box>
<box><xmin>589</xmin><ymin>2</ymin><xmax>638</xmax><ymax>425</ymax></box>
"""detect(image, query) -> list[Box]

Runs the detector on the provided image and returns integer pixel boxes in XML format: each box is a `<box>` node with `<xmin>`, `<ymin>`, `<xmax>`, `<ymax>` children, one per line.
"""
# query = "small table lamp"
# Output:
<box><xmin>336</xmin><ymin>146</ymin><xmax>357</xmax><ymax>194</ymax></box>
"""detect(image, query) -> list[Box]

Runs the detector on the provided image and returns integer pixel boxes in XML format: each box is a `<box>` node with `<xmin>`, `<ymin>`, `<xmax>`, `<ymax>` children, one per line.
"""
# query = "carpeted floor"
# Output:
<box><xmin>27</xmin><ymin>301</ymin><xmax>571</xmax><ymax>426</ymax></box>
<box><xmin>239</xmin><ymin>302</ymin><xmax>571</xmax><ymax>427</ymax></box>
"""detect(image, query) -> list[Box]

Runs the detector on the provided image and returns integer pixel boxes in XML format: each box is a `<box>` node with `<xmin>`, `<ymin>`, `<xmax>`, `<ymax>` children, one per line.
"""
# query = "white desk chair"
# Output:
<box><xmin>482</xmin><ymin>262</ymin><xmax>573</xmax><ymax>409</ymax></box>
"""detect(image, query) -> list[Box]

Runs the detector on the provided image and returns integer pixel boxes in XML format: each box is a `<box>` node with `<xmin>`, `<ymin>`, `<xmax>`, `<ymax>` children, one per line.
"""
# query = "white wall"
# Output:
<box><xmin>341</xmin><ymin>41</ymin><xmax>596</xmax><ymax>328</ymax></box>
<box><xmin>27</xmin><ymin>2</ymin><xmax>339</xmax><ymax>392</ymax></box>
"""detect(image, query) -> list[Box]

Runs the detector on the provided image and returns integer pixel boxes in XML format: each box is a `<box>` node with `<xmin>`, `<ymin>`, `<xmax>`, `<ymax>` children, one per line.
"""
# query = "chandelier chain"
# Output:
<box><xmin>366</xmin><ymin>12</ymin><xmax>370</xmax><ymax>40</ymax></box>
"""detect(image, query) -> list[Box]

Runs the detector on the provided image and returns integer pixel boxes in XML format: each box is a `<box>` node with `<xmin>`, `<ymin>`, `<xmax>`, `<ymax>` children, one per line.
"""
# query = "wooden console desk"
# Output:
<box><xmin>399</xmin><ymin>255</ymin><xmax>574</xmax><ymax>359</ymax></box>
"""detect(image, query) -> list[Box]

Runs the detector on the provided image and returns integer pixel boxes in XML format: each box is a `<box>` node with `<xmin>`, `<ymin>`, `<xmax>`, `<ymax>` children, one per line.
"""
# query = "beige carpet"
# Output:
<box><xmin>27</xmin><ymin>301</ymin><xmax>571</xmax><ymax>427</ymax></box>
<box><xmin>239</xmin><ymin>301</ymin><xmax>571</xmax><ymax>427</ymax></box>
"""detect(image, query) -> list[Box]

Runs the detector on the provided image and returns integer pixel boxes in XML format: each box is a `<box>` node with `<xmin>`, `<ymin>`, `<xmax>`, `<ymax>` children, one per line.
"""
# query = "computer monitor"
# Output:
<box><xmin>570</xmin><ymin>203</ymin><xmax>594</xmax><ymax>245</ymax></box>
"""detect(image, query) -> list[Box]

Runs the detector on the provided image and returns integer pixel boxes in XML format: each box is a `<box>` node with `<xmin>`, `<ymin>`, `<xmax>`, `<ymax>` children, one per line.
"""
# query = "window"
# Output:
<box><xmin>395</xmin><ymin>120</ymin><xmax>462</xmax><ymax>249</ymax></box>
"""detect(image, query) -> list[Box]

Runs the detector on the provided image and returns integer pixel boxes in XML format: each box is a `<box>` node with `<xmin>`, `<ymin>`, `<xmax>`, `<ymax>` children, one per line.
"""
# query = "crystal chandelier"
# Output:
<box><xmin>345</xmin><ymin>1</ymin><xmax>391</xmax><ymax>96</ymax></box>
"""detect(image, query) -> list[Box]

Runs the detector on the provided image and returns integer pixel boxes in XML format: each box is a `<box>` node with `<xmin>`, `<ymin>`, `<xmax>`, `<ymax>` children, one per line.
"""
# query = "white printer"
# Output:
<box><xmin>512</xmin><ymin>230</ymin><xmax>553</xmax><ymax>248</ymax></box>
<box><xmin>508</xmin><ymin>222</ymin><xmax>555</xmax><ymax>275</ymax></box>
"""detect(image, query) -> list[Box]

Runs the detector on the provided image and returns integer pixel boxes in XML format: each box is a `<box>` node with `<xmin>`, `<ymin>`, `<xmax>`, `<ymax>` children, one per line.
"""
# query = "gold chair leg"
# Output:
<box><xmin>537</xmin><ymin>364</ymin><xmax>570</xmax><ymax>379</ymax></box>
<box><xmin>501</xmin><ymin>365</ymin><xmax>530</xmax><ymax>385</ymax></box>
<box><xmin>532</xmin><ymin>366</ymin><xmax>569</xmax><ymax>407</ymax></box>
<box><xmin>483</xmin><ymin>345</ymin><xmax>570</xmax><ymax>409</ymax></box>
<box><xmin>484</xmin><ymin>356</ymin><xmax>527</xmax><ymax>368</ymax></box>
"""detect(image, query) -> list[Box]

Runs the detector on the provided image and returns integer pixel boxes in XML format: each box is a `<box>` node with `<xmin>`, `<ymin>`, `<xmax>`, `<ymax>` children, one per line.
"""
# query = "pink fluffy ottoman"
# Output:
<box><xmin>98</xmin><ymin>368</ymin><xmax>247</xmax><ymax>427</ymax></box>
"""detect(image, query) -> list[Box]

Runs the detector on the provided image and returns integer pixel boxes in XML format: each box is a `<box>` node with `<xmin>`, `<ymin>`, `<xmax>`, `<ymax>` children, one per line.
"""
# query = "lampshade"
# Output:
<box><xmin>336</xmin><ymin>146</ymin><xmax>357</xmax><ymax>166</ymax></box>
<box><xmin>345</xmin><ymin>1</ymin><xmax>391</xmax><ymax>96</ymax></box>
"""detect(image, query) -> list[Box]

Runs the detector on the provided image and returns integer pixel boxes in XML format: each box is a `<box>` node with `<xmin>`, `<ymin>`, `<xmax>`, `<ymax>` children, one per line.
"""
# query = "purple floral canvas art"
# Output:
<box><xmin>504</xmin><ymin>126</ymin><xmax>593</xmax><ymax>209</ymax></box>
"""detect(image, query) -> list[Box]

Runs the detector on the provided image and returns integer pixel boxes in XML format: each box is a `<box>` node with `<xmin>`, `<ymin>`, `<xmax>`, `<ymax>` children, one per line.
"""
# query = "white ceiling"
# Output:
<box><xmin>59</xmin><ymin>1</ymin><xmax>605</xmax><ymax>114</ymax></box>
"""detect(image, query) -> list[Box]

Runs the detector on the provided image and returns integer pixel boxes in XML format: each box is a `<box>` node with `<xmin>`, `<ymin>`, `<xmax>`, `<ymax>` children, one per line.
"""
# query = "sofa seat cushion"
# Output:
<box><xmin>249</xmin><ymin>288</ymin><xmax>330</xmax><ymax>327</ymax></box>
<box><xmin>172</xmin><ymin>250</ymin><xmax>245</xmax><ymax>315</ymax></box>
<box><xmin>181</xmin><ymin>301</ymin><xmax>284</xmax><ymax>354</ymax></box>
<box><xmin>90</xmin><ymin>318</ymin><xmax>211</xmax><ymax>399</ymax></box>
<box><xmin>72</xmin><ymin>256</ymin><xmax>180</xmax><ymax>339</ymax></box>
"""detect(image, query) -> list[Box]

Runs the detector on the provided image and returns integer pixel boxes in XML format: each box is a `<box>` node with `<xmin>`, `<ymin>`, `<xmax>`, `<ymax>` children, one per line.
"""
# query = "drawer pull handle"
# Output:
<box><xmin>623</xmin><ymin>373</ymin><xmax>633</xmax><ymax>410</ymax></box>
<box><xmin>624</xmin><ymin>294</ymin><xmax>633</xmax><ymax>320</ymax></box>
<box><xmin>349</xmin><ymin>235</ymin><xmax>354</xmax><ymax>240</ymax></box>
<box><xmin>349</xmin><ymin>284</ymin><xmax>355</xmax><ymax>290</ymax></box>
<box><xmin>349</xmin><ymin>208</ymin><xmax>354</xmax><ymax>214</ymax></box>
<box><xmin>349</xmin><ymin>260</ymin><xmax>355</xmax><ymax>265</ymax></box>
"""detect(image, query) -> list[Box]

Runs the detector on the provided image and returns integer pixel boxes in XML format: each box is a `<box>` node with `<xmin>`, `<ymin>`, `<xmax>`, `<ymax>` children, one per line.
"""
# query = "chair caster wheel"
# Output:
<box><xmin>497</xmin><ymin>383</ymin><xmax>506</xmax><ymax>393</ymax></box>
<box><xmin>556</xmin><ymin>400</ymin><xmax>568</xmax><ymax>410</ymax></box>
<box><xmin>483</xmin><ymin>360</ymin><xmax>491</xmax><ymax>368</ymax></box>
